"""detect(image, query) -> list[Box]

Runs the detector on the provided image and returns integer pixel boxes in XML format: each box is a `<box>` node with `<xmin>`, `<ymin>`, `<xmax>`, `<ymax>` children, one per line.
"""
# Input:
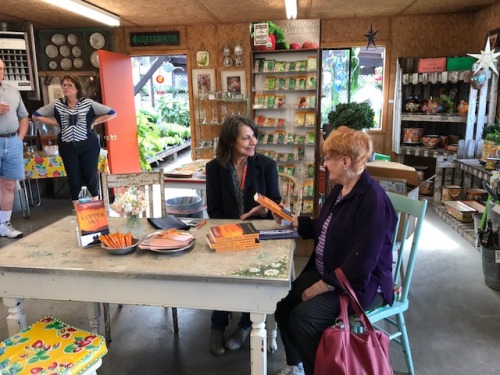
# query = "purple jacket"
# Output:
<box><xmin>298</xmin><ymin>170</ymin><xmax>397</xmax><ymax>309</ymax></box>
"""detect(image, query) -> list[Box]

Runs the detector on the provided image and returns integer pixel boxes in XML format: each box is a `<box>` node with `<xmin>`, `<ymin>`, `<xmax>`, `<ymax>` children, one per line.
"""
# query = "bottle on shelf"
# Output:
<box><xmin>78</xmin><ymin>186</ymin><xmax>92</xmax><ymax>204</ymax></box>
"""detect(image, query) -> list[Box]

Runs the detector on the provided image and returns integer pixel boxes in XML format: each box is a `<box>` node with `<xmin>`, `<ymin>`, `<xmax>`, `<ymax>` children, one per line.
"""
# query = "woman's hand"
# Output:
<box><xmin>240</xmin><ymin>205</ymin><xmax>268</xmax><ymax>220</ymax></box>
<box><xmin>302</xmin><ymin>280</ymin><xmax>330</xmax><ymax>301</ymax></box>
<box><xmin>271</xmin><ymin>207</ymin><xmax>298</xmax><ymax>228</ymax></box>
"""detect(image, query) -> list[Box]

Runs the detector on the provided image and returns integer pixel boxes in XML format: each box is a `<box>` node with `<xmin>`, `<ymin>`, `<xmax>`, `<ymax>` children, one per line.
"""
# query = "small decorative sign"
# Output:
<box><xmin>253</xmin><ymin>23</ymin><xmax>269</xmax><ymax>46</ymax></box>
<box><xmin>130</xmin><ymin>31</ymin><xmax>180</xmax><ymax>47</ymax></box>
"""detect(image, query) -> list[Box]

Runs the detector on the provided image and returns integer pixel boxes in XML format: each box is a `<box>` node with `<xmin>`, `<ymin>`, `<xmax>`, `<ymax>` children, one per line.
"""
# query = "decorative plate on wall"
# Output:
<box><xmin>59</xmin><ymin>45</ymin><xmax>70</xmax><ymax>57</ymax></box>
<box><xmin>73</xmin><ymin>58</ymin><xmax>84</xmax><ymax>69</ymax></box>
<box><xmin>48</xmin><ymin>61</ymin><xmax>58</xmax><ymax>70</ymax></box>
<box><xmin>89</xmin><ymin>32</ymin><xmax>105</xmax><ymax>49</ymax></box>
<box><xmin>67</xmin><ymin>33</ymin><xmax>78</xmax><ymax>45</ymax></box>
<box><xmin>45</xmin><ymin>45</ymin><xmax>58</xmax><ymax>58</ymax></box>
<box><xmin>90</xmin><ymin>51</ymin><xmax>99</xmax><ymax>68</ymax></box>
<box><xmin>60</xmin><ymin>58</ymin><xmax>72</xmax><ymax>70</ymax></box>
<box><xmin>51</xmin><ymin>33</ymin><xmax>66</xmax><ymax>45</ymax></box>
<box><xmin>72</xmin><ymin>46</ymin><xmax>82</xmax><ymax>57</ymax></box>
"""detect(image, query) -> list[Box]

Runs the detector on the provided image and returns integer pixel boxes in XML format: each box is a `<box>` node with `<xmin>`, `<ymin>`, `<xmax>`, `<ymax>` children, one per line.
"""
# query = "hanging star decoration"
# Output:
<box><xmin>364</xmin><ymin>24</ymin><xmax>378</xmax><ymax>50</ymax></box>
<box><xmin>468</xmin><ymin>38</ymin><xmax>500</xmax><ymax>75</ymax></box>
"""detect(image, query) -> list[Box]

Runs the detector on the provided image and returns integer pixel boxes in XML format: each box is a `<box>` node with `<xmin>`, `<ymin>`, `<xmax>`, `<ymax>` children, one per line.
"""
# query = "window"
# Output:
<box><xmin>321</xmin><ymin>47</ymin><xmax>385</xmax><ymax>130</ymax></box>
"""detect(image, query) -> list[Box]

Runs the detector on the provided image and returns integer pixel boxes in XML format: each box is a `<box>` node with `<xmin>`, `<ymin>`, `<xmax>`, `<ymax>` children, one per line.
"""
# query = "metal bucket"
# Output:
<box><xmin>166</xmin><ymin>196</ymin><xmax>203</xmax><ymax>218</ymax></box>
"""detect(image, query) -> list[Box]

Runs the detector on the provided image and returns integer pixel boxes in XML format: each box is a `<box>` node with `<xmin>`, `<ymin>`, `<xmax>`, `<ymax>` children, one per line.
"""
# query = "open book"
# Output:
<box><xmin>254</xmin><ymin>192</ymin><xmax>293</xmax><ymax>222</ymax></box>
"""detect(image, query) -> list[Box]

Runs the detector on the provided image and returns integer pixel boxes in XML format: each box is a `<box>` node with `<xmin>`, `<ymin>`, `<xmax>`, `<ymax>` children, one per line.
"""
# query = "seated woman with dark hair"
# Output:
<box><xmin>205</xmin><ymin>114</ymin><xmax>281</xmax><ymax>356</ymax></box>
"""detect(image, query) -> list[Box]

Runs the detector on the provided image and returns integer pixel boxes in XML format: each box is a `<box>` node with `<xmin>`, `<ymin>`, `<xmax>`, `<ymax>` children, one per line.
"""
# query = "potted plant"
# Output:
<box><xmin>327</xmin><ymin>102</ymin><xmax>375</xmax><ymax>131</ymax></box>
<box><xmin>481</xmin><ymin>121</ymin><xmax>500</xmax><ymax>170</ymax></box>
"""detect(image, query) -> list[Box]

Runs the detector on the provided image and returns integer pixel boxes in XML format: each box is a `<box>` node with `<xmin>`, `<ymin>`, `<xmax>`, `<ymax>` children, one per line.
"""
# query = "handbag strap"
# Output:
<box><xmin>334</xmin><ymin>268</ymin><xmax>380</xmax><ymax>343</ymax></box>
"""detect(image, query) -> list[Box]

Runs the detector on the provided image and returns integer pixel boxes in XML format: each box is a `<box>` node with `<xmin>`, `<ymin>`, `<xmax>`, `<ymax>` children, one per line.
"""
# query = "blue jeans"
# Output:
<box><xmin>0</xmin><ymin>135</ymin><xmax>24</xmax><ymax>180</ymax></box>
<box><xmin>211</xmin><ymin>310</ymin><xmax>252</xmax><ymax>332</ymax></box>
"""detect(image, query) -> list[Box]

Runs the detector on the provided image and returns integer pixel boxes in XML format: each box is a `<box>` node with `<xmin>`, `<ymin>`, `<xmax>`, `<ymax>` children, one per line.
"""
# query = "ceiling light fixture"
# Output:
<box><xmin>42</xmin><ymin>0</ymin><xmax>120</xmax><ymax>27</ymax></box>
<box><xmin>285</xmin><ymin>0</ymin><xmax>297</xmax><ymax>20</ymax></box>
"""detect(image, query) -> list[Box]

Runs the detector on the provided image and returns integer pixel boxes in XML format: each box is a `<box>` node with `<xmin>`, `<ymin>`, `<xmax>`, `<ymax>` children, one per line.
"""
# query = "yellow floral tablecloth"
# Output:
<box><xmin>0</xmin><ymin>316</ymin><xmax>107</xmax><ymax>374</ymax></box>
<box><xmin>24</xmin><ymin>152</ymin><xmax>109</xmax><ymax>179</ymax></box>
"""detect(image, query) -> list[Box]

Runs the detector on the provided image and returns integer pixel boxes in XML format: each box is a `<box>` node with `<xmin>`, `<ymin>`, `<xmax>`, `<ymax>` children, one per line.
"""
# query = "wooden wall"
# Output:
<box><xmin>110</xmin><ymin>5</ymin><xmax>500</xmax><ymax>157</ymax></box>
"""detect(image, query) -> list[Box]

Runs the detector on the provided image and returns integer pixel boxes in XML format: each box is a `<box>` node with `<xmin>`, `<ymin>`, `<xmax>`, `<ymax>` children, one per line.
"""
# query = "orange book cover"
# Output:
<box><xmin>75</xmin><ymin>200</ymin><xmax>109</xmax><ymax>247</ymax></box>
<box><xmin>254</xmin><ymin>192</ymin><xmax>293</xmax><ymax>222</ymax></box>
<box><xmin>205</xmin><ymin>235</ymin><xmax>261</xmax><ymax>252</ymax></box>
<box><xmin>209</xmin><ymin>222</ymin><xmax>259</xmax><ymax>243</ymax></box>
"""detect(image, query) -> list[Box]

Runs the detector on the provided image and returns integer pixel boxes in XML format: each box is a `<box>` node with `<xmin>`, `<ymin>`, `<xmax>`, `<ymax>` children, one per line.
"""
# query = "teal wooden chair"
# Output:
<box><xmin>364</xmin><ymin>192</ymin><xmax>427</xmax><ymax>375</ymax></box>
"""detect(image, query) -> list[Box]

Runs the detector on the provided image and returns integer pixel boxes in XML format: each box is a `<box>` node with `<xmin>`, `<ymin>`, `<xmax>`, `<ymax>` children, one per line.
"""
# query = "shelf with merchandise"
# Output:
<box><xmin>193</xmin><ymin>95</ymin><xmax>250</xmax><ymax>160</ymax></box>
<box><xmin>252</xmin><ymin>48</ymin><xmax>321</xmax><ymax>215</ymax></box>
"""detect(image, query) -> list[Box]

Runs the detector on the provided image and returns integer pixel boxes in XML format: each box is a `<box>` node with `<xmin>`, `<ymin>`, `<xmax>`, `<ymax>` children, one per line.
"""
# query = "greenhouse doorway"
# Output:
<box><xmin>132</xmin><ymin>55</ymin><xmax>191</xmax><ymax>170</ymax></box>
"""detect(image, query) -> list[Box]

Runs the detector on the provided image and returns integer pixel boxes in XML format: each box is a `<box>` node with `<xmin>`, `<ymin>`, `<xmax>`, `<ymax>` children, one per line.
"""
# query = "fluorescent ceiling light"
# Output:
<box><xmin>42</xmin><ymin>0</ymin><xmax>120</xmax><ymax>27</ymax></box>
<box><xmin>285</xmin><ymin>0</ymin><xmax>297</xmax><ymax>20</ymax></box>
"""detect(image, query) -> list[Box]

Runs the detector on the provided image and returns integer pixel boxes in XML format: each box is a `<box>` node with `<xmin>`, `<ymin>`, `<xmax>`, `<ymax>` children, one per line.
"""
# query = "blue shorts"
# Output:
<box><xmin>0</xmin><ymin>135</ymin><xmax>25</xmax><ymax>180</ymax></box>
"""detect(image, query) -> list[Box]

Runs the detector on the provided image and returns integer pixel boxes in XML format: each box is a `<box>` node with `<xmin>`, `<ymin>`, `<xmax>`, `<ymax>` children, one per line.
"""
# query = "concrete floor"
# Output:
<box><xmin>1</xmin><ymin>150</ymin><xmax>500</xmax><ymax>374</ymax></box>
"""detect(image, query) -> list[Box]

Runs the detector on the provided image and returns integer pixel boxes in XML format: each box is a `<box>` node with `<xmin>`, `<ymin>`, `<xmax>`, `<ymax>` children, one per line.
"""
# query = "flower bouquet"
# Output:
<box><xmin>111</xmin><ymin>186</ymin><xmax>148</xmax><ymax>238</ymax></box>
<box><xmin>111</xmin><ymin>186</ymin><xmax>148</xmax><ymax>217</ymax></box>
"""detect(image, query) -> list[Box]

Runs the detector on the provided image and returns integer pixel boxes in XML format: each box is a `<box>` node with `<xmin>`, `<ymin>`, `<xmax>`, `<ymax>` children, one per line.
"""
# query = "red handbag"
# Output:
<box><xmin>314</xmin><ymin>268</ymin><xmax>393</xmax><ymax>375</ymax></box>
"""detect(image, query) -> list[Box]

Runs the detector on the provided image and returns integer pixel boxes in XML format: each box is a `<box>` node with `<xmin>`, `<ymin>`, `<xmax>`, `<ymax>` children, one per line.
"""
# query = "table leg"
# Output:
<box><xmin>26</xmin><ymin>179</ymin><xmax>42</xmax><ymax>207</ymax></box>
<box><xmin>3</xmin><ymin>297</ymin><xmax>27</xmax><ymax>336</ymax></box>
<box><xmin>250</xmin><ymin>312</ymin><xmax>267</xmax><ymax>375</ymax></box>
<box><xmin>87</xmin><ymin>302</ymin><xmax>102</xmax><ymax>335</ymax></box>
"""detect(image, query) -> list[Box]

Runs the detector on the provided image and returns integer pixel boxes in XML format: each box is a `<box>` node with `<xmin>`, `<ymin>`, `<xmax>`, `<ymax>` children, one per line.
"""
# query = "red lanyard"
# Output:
<box><xmin>240</xmin><ymin>164</ymin><xmax>247</xmax><ymax>191</ymax></box>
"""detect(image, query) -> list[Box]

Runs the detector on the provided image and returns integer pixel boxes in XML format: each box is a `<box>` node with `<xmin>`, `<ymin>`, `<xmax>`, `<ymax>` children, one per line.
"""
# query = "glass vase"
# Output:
<box><xmin>125</xmin><ymin>215</ymin><xmax>142</xmax><ymax>239</ymax></box>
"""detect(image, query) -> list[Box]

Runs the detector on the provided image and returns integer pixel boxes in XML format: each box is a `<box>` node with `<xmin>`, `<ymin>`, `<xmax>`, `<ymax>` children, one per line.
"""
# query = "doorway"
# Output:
<box><xmin>131</xmin><ymin>55</ymin><xmax>191</xmax><ymax>170</ymax></box>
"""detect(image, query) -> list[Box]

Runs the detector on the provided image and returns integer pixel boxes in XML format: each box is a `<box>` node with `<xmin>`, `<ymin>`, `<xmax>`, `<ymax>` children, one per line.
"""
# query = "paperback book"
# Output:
<box><xmin>254</xmin><ymin>192</ymin><xmax>293</xmax><ymax>222</ymax></box>
<box><xmin>75</xmin><ymin>200</ymin><xmax>109</xmax><ymax>247</ymax></box>
<box><xmin>208</xmin><ymin>222</ymin><xmax>259</xmax><ymax>243</ymax></box>
<box><xmin>206</xmin><ymin>236</ymin><xmax>261</xmax><ymax>252</ymax></box>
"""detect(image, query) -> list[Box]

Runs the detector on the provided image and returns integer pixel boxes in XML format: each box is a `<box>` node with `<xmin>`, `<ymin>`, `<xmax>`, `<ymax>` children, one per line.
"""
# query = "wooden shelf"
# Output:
<box><xmin>400</xmin><ymin>145</ymin><xmax>457</xmax><ymax>159</ymax></box>
<box><xmin>401</xmin><ymin>113</ymin><xmax>467</xmax><ymax>123</ymax></box>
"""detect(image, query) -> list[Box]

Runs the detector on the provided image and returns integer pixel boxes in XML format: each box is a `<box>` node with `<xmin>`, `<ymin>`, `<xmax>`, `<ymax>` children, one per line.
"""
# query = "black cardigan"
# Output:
<box><xmin>206</xmin><ymin>154</ymin><xmax>281</xmax><ymax>219</ymax></box>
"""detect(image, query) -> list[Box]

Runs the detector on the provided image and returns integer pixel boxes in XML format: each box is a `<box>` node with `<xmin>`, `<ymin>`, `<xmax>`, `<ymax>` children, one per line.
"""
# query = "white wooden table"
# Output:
<box><xmin>0</xmin><ymin>217</ymin><xmax>294</xmax><ymax>375</ymax></box>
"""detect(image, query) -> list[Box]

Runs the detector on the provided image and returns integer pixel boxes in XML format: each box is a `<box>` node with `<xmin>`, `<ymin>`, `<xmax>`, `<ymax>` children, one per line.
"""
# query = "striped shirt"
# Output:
<box><xmin>34</xmin><ymin>97</ymin><xmax>115</xmax><ymax>142</ymax></box>
<box><xmin>315</xmin><ymin>193</ymin><xmax>343</xmax><ymax>275</ymax></box>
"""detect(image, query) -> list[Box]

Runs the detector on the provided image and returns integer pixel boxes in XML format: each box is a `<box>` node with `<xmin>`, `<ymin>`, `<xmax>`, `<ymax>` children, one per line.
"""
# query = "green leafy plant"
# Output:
<box><xmin>327</xmin><ymin>102</ymin><xmax>375</xmax><ymax>130</ymax></box>
<box><xmin>482</xmin><ymin>121</ymin><xmax>500</xmax><ymax>144</ymax></box>
<box><xmin>136</xmin><ymin>111</ymin><xmax>164</xmax><ymax>171</ymax></box>
<box><xmin>156</xmin><ymin>96</ymin><xmax>190</xmax><ymax>126</ymax></box>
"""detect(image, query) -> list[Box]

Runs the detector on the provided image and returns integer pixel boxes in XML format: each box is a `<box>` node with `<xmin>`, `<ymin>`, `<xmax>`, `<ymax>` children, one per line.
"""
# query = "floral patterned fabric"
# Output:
<box><xmin>0</xmin><ymin>316</ymin><xmax>107</xmax><ymax>375</ymax></box>
<box><xmin>24</xmin><ymin>153</ymin><xmax>109</xmax><ymax>179</ymax></box>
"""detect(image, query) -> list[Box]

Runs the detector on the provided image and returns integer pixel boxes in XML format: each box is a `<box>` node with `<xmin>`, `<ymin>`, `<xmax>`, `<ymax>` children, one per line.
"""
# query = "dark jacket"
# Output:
<box><xmin>206</xmin><ymin>154</ymin><xmax>281</xmax><ymax>220</ymax></box>
<box><xmin>298</xmin><ymin>170</ymin><xmax>397</xmax><ymax>309</ymax></box>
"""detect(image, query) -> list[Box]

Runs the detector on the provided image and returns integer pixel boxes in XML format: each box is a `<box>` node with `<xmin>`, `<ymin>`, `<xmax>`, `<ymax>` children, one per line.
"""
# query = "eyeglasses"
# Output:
<box><xmin>61</xmin><ymin>83</ymin><xmax>75</xmax><ymax>88</ymax></box>
<box><xmin>324</xmin><ymin>155</ymin><xmax>345</xmax><ymax>162</ymax></box>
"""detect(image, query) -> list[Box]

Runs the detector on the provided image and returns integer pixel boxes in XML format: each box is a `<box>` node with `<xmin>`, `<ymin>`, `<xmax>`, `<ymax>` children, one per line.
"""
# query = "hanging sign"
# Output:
<box><xmin>130</xmin><ymin>31</ymin><xmax>180</xmax><ymax>47</ymax></box>
<box><xmin>156</xmin><ymin>75</ymin><xmax>165</xmax><ymax>83</ymax></box>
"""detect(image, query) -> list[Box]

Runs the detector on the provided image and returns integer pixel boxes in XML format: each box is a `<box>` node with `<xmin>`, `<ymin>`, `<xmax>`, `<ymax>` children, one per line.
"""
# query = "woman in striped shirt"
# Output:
<box><xmin>33</xmin><ymin>75</ymin><xmax>116</xmax><ymax>206</ymax></box>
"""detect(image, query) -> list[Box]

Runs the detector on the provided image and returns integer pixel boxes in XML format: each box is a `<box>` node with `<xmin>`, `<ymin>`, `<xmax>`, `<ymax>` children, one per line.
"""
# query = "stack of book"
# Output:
<box><xmin>206</xmin><ymin>222</ymin><xmax>261</xmax><ymax>252</ymax></box>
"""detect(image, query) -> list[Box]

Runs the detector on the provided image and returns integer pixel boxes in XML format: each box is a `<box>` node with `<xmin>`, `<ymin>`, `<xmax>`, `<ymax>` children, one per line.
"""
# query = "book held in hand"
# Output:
<box><xmin>254</xmin><ymin>192</ymin><xmax>293</xmax><ymax>222</ymax></box>
<box><xmin>75</xmin><ymin>200</ymin><xmax>109</xmax><ymax>247</ymax></box>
